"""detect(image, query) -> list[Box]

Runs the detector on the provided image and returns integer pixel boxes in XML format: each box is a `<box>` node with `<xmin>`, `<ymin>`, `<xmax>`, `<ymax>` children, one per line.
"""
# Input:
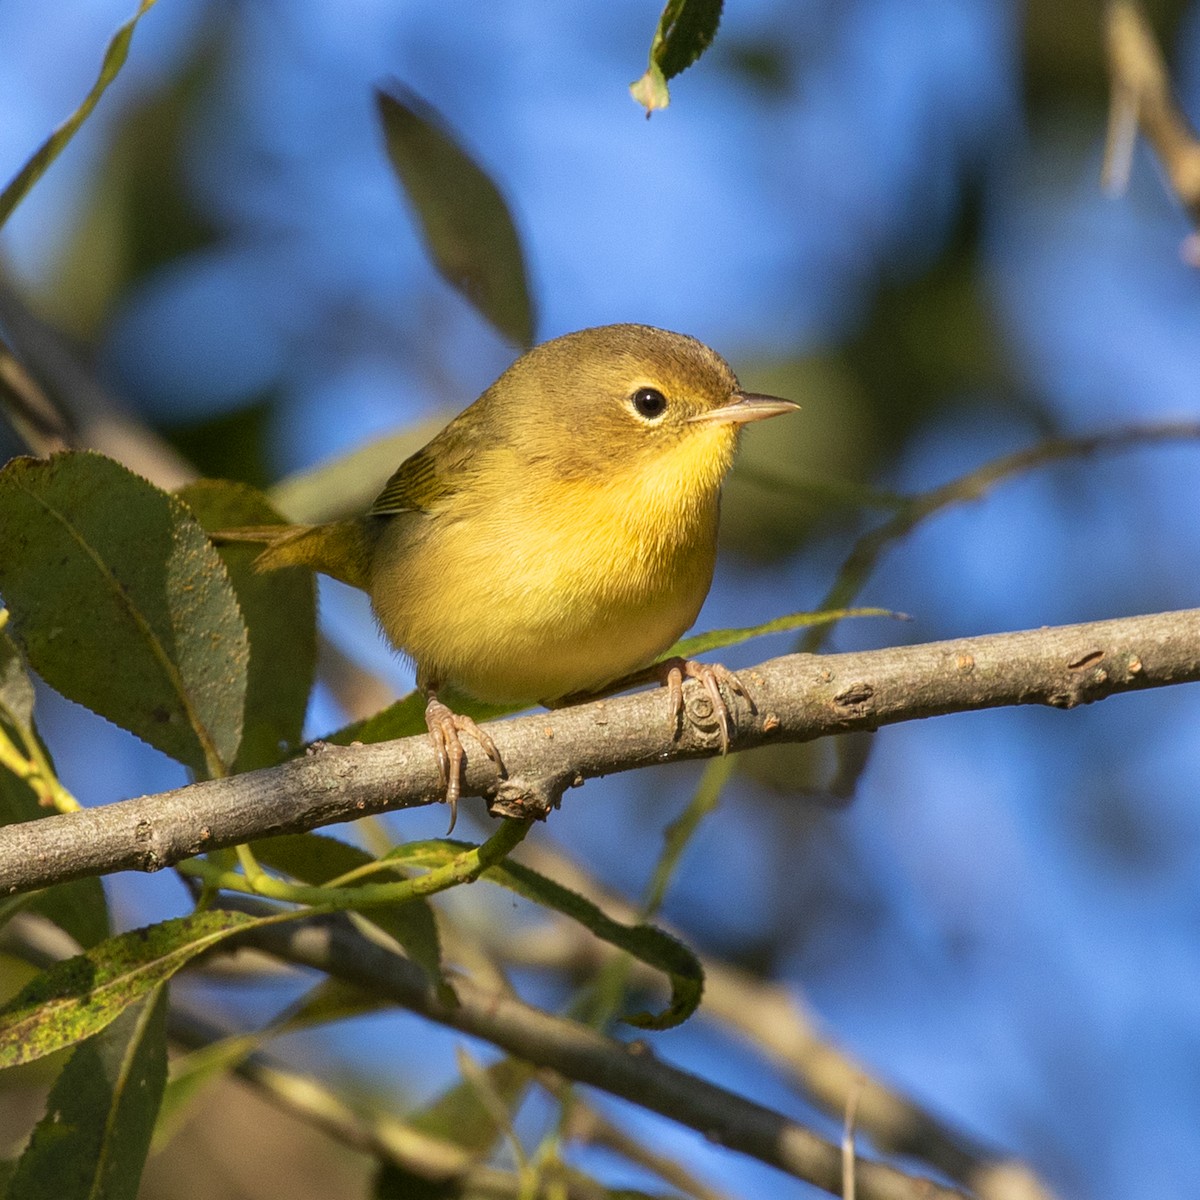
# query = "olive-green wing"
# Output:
<box><xmin>368</xmin><ymin>408</ymin><xmax>485</xmax><ymax>516</ymax></box>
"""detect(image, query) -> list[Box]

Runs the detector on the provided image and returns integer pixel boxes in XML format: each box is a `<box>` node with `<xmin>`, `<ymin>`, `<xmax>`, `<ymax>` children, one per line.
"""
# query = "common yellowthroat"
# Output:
<box><xmin>218</xmin><ymin>324</ymin><xmax>798</xmax><ymax>825</ymax></box>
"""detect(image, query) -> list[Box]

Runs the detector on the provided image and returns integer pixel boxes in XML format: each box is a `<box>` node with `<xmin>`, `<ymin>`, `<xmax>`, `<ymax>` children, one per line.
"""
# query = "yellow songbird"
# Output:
<box><xmin>219</xmin><ymin>324</ymin><xmax>798</xmax><ymax>825</ymax></box>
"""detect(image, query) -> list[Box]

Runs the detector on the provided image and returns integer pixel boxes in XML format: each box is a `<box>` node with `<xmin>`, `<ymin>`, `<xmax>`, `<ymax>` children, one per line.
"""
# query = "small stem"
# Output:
<box><xmin>178</xmin><ymin>819</ymin><xmax>533</xmax><ymax>910</ymax></box>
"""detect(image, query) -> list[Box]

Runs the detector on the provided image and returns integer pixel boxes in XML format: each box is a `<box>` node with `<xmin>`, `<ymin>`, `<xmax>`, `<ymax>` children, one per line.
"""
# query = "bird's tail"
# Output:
<box><xmin>212</xmin><ymin>520</ymin><xmax>372</xmax><ymax>591</ymax></box>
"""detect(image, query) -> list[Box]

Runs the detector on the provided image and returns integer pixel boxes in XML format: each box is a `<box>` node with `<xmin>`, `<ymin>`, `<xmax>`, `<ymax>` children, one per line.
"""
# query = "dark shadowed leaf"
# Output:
<box><xmin>630</xmin><ymin>0</ymin><xmax>724</xmax><ymax>115</ymax></box>
<box><xmin>0</xmin><ymin>1</ymin><xmax>161</xmax><ymax>229</ymax></box>
<box><xmin>0</xmin><ymin>910</ymin><xmax>261</xmax><ymax>1068</ymax></box>
<box><xmin>0</xmin><ymin>453</ymin><xmax>249</xmax><ymax>777</ymax></box>
<box><xmin>376</xmin><ymin>85</ymin><xmax>535</xmax><ymax>349</ymax></box>
<box><xmin>7</xmin><ymin>986</ymin><xmax>167</xmax><ymax>1200</ymax></box>
<box><xmin>253</xmin><ymin>833</ymin><xmax>444</xmax><ymax>988</ymax></box>
<box><xmin>178</xmin><ymin>480</ymin><xmax>316</xmax><ymax>772</ymax></box>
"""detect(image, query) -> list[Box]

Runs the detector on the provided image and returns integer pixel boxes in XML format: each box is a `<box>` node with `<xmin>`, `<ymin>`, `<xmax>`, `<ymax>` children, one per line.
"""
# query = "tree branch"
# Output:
<box><xmin>499</xmin><ymin>843</ymin><xmax>1055</xmax><ymax>1200</ymax></box>
<box><xmin>242</xmin><ymin>912</ymin><xmax>972</xmax><ymax>1200</ymax></box>
<box><xmin>2</xmin><ymin>608</ymin><xmax>1198</xmax><ymax>896</ymax></box>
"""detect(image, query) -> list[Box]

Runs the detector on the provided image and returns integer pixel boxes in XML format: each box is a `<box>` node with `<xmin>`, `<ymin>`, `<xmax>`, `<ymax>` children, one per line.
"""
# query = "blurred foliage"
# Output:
<box><xmin>1024</xmin><ymin>0</ymin><xmax>1189</xmax><ymax>107</ymax></box>
<box><xmin>721</xmin><ymin>353</ymin><xmax>876</xmax><ymax>559</ymax></box>
<box><xmin>170</xmin><ymin>398</ymin><xmax>274</xmax><ymax>490</ymax></box>
<box><xmin>32</xmin><ymin>30</ymin><xmax>218</xmax><ymax>340</ymax></box>
<box><xmin>376</xmin><ymin>85</ymin><xmax>536</xmax><ymax>350</ymax></box>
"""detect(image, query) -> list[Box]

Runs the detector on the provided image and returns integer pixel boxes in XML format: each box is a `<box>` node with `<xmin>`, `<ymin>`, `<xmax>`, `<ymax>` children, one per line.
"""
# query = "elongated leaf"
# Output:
<box><xmin>8</xmin><ymin>986</ymin><xmax>167</xmax><ymax>1200</ymax></box>
<box><xmin>269</xmin><ymin>421</ymin><xmax>446</xmax><ymax>525</ymax></box>
<box><xmin>0</xmin><ymin>453</ymin><xmax>249</xmax><ymax>777</ymax></box>
<box><xmin>410</xmin><ymin>1056</ymin><xmax>533</xmax><ymax>1154</ymax></box>
<box><xmin>392</xmin><ymin>843</ymin><xmax>702</xmax><ymax>1030</ymax></box>
<box><xmin>0</xmin><ymin>1</ymin><xmax>160</xmax><ymax>229</ymax></box>
<box><xmin>376</xmin><ymin>85</ymin><xmax>535</xmax><ymax>349</ymax></box>
<box><xmin>323</xmin><ymin>688</ymin><xmax>511</xmax><ymax>748</ymax></box>
<box><xmin>667</xmin><ymin>606</ymin><xmax>900</xmax><ymax>659</ymax></box>
<box><xmin>178</xmin><ymin>481</ymin><xmax>316</xmax><ymax>771</ymax></box>
<box><xmin>253</xmin><ymin>833</ymin><xmax>444</xmax><ymax>987</ymax></box>
<box><xmin>0</xmin><ymin>910</ymin><xmax>262</xmax><ymax>1068</ymax></box>
<box><xmin>630</xmin><ymin>0</ymin><xmax>724</xmax><ymax>115</ymax></box>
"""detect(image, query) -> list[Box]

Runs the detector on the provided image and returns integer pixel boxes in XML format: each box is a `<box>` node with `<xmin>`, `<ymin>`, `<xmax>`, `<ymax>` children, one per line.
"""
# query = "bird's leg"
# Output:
<box><xmin>423</xmin><ymin>689</ymin><xmax>501</xmax><ymax>833</ymax></box>
<box><xmin>554</xmin><ymin>658</ymin><xmax>755</xmax><ymax>753</ymax></box>
<box><xmin>653</xmin><ymin>657</ymin><xmax>754</xmax><ymax>752</ymax></box>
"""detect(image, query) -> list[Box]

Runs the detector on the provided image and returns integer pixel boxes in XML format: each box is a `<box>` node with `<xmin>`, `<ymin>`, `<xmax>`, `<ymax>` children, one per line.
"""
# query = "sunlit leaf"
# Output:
<box><xmin>0</xmin><ymin>453</ymin><xmax>249</xmax><ymax>777</ymax></box>
<box><xmin>269</xmin><ymin>421</ymin><xmax>446</xmax><ymax>525</ymax></box>
<box><xmin>7</xmin><ymin>986</ymin><xmax>167</xmax><ymax>1200</ymax></box>
<box><xmin>376</xmin><ymin>85</ymin><xmax>535</xmax><ymax>349</ymax></box>
<box><xmin>630</xmin><ymin>0</ymin><xmax>724</xmax><ymax>115</ymax></box>
<box><xmin>179</xmin><ymin>480</ymin><xmax>316</xmax><ymax>772</ymax></box>
<box><xmin>0</xmin><ymin>0</ymin><xmax>161</xmax><ymax>229</ymax></box>
<box><xmin>0</xmin><ymin>910</ymin><xmax>262</xmax><ymax>1068</ymax></box>
<box><xmin>667</xmin><ymin>606</ymin><xmax>901</xmax><ymax>659</ymax></box>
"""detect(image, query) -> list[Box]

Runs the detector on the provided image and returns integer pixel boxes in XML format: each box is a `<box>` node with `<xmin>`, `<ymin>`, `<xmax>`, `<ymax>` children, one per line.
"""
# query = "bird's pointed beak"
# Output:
<box><xmin>688</xmin><ymin>392</ymin><xmax>800</xmax><ymax>426</ymax></box>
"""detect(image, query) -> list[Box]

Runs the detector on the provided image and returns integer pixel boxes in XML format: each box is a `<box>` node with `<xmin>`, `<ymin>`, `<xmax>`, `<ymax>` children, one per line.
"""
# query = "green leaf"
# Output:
<box><xmin>177</xmin><ymin>480</ymin><xmax>316</xmax><ymax>772</ymax></box>
<box><xmin>269</xmin><ymin>421</ymin><xmax>446</xmax><ymax>525</ymax></box>
<box><xmin>26</xmin><ymin>884</ymin><xmax>112</xmax><ymax>954</ymax></box>
<box><xmin>0</xmin><ymin>910</ymin><xmax>261</xmax><ymax>1069</ymax></box>
<box><xmin>0</xmin><ymin>628</ymin><xmax>35</xmax><ymax>734</ymax></box>
<box><xmin>392</xmin><ymin>844</ymin><xmax>703</xmax><ymax>1030</ymax></box>
<box><xmin>409</xmin><ymin>1056</ymin><xmax>533</xmax><ymax>1155</ymax></box>
<box><xmin>252</xmin><ymin>833</ymin><xmax>445</xmax><ymax>989</ymax></box>
<box><xmin>322</xmin><ymin>688</ymin><xmax>512</xmax><ymax>748</ymax></box>
<box><xmin>630</xmin><ymin>0</ymin><xmax>724</xmax><ymax>115</ymax></box>
<box><xmin>0</xmin><ymin>1</ymin><xmax>161</xmax><ymax>229</ymax></box>
<box><xmin>0</xmin><ymin>452</ymin><xmax>249</xmax><ymax>777</ymax></box>
<box><xmin>667</xmin><ymin>605</ymin><xmax>901</xmax><ymax>659</ymax></box>
<box><xmin>376</xmin><ymin>85</ymin><xmax>535</xmax><ymax>349</ymax></box>
<box><xmin>7</xmin><ymin>985</ymin><xmax>167</xmax><ymax>1200</ymax></box>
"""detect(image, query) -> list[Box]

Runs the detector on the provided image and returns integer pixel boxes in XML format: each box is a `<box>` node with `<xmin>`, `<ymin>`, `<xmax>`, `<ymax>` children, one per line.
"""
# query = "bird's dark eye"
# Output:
<box><xmin>631</xmin><ymin>387</ymin><xmax>668</xmax><ymax>420</ymax></box>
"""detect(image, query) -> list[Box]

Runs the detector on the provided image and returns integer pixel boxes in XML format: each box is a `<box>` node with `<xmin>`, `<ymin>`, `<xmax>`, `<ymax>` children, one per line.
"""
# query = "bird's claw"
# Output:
<box><xmin>424</xmin><ymin>695</ymin><xmax>501</xmax><ymax>833</ymax></box>
<box><xmin>660</xmin><ymin>658</ymin><xmax>754</xmax><ymax>753</ymax></box>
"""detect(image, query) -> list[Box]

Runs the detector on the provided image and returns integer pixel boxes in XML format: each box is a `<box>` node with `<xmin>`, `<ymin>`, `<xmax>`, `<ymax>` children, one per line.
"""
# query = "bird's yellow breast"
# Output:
<box><xmin>369</xmin><ymin>424</ymin><xmax>735</xmax><ymax>704</ymax></box>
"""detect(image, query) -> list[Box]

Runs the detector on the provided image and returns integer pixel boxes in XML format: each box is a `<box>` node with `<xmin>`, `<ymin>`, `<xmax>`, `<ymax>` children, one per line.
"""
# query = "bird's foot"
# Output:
<box><xmin>424</xmin><ymin>693</ymin><xmax>502</xmax><ymax>833</ymax></box>
<box><xmin>654</xmin><ymin>657</ymin><xmax>755</xmax><ymax>752</ymax></box>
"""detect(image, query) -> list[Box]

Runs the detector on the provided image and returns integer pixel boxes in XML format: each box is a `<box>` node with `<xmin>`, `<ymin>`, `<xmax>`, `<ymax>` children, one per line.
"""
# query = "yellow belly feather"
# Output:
<box><xmin>370</xmin><ymin>426</ymin><xmax>733</xmax><ymax>704</ymax></box>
